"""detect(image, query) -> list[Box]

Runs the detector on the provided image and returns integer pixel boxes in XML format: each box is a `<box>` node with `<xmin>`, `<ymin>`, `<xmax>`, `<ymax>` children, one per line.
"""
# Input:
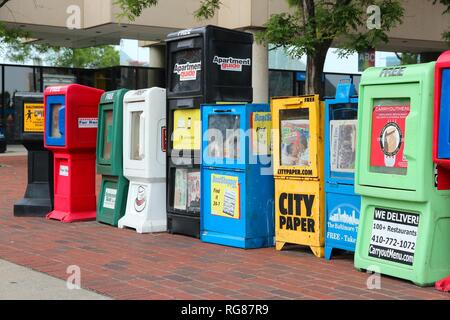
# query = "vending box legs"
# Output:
<box><xmin>275</xmin><ymin>179</ymin><xmax>324</xmax><ymax>257</ymax></box>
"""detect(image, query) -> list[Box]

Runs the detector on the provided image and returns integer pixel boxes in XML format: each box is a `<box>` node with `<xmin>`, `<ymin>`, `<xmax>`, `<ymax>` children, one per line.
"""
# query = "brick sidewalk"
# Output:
<box><xmin>0</xmin><ymin>155</ymin><xmax>448</xmax><ymax>300</ymax></box>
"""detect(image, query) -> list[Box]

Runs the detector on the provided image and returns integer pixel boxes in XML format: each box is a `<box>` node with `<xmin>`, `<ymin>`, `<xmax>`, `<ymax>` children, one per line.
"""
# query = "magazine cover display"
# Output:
<box><xmin>174</xmin><ymin>168</ymin><xmax>187</xmax><ymax>210</ymax></box>
<box><xmin>370</xmin><ymin>99</ymin><xmax>410</xmax><ymax>173</ymax></box>
<box><xmin>280</xmin><ymin>119</ymin><xmax>310</xmax><ymax>166</ymax></box>
<box><xmin>207</xmin><ymin>115</ymin><xmax>241</xmax><ymax>159</ymax></box>
<box><xmin>330</xmin><ymin>120</ymin><xmax>357</xmax><ymax>172</ymax></box>
<box><xmin>187</xmin><ymin>171</ymin><xmax>201</xmax><ymax>211</ymax></box>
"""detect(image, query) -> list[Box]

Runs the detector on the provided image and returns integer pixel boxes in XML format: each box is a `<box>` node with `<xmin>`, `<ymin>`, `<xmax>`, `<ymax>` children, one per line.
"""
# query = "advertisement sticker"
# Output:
<box><xmin>23</xmin><ymin>103</ymin><xmax>44</xmax><ymax>133</ymax></box>
<box><xmin>370</xmin><ymin>102</ymin><xmax>410</xmax><ymax>169</ymax></box>
<box><xmin>368</xmin><ymin>207</ymin><xmax>419</xmax><ymax>266</ymax></box>
<box><xmin>211</xmin><ymin>174</ymin><xmax>240</xmax><ymax>219</ymax></box>
<box><xmin>251</xmin><ymin>112</ymin><xmax>272</xmax><ymax>156</ymax></box>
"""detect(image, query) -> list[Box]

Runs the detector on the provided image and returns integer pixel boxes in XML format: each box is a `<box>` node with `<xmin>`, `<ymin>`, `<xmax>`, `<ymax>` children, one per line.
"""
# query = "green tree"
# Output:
<box><xmin>45</xmin><ymin>46</ymin><xmax>120</xmax><ymax>68</ymax></box>
<box><xmin>434</xmin><ymin>0</ymin><xmax>450</xmax><ymax>42</ymax></box>
<box><xmin>0</xmin><ymin>23</ymin><xmax>119</xmax><ymax>68</ymax></box>
<box><xmin>394</xmin><ymin>52</ymin><xmax>419</xmax><ymax>65</ymax></box>
<box><xmin>115</xmin><ymin>0</ymin><xmax>405</xmax><ymax>95</ymax></box>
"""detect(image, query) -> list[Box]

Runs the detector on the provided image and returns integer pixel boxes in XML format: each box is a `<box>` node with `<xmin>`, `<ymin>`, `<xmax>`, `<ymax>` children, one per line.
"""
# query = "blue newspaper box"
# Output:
<box><xmin>324</xmin><ymin>79</ymin><xmax>361</xmax><ymax>259</ymax></box>
<box><xmin>200</xmin><ymin>103</ymin><xmax>274</xmax><ymax>248</ymax></box>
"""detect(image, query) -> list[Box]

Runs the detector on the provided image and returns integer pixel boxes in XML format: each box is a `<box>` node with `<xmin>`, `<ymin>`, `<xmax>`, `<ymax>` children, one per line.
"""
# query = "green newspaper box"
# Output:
<box><xmin>96</xmin><ymin>89</ymin><xmax>129</xmax><ymax>226</ymax></box>
<box><xmin>354</xmin><ymin>63</ymin><xmax>450</xmax><ymax>286</ymax></box>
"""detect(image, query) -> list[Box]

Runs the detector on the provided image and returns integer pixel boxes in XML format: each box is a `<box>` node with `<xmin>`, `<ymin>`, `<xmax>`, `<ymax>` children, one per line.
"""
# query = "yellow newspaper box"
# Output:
<box><xmin>272</xmin><ymin>95</ymin><xmax>325</xmax><ymax>257</ymax></box>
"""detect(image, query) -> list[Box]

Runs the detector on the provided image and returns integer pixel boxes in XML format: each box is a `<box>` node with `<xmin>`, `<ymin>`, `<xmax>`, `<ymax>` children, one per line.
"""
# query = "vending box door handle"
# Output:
<box><xmin>139</xmin><ymin>113</ymin><xmax>145</xmax><ymax>159</ymax></box>
<box><xmin>59</xmin><ymin>106</ymin><xmax>65</xmax><ymax>136</ymax></box>
<box><xmin>213</xmin><ymin>109</ymin><xmax>232</xmax><ymax>113</ymax></box>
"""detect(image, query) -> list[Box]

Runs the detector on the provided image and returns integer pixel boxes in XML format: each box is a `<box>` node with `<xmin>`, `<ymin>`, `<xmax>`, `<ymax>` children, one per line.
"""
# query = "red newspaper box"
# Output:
<box><xmin>44</xmin><ymin>84</ymin><xmax>104</xmax><ymax>222</ymax></box>
<box><xmin>433</xmin><ymin>50</ymin><xmax>450</xmax><ymax>190</ymax></box>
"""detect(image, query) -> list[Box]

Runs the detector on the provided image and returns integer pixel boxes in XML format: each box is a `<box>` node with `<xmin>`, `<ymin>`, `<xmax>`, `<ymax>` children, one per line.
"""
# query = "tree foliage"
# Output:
<box><xmin>434</xmin><ymin>0</ymin><xmax>450</xmax><ymax>42</ymax></box>
<box><xmin>114</xmin><ymin>0</ymin><xmax>158</xmax><ymax>21</ymax></box>
<box><xmin>256</xmin><ymin>0</ymin><xmax>405</xmax><ymax>94</ymax></box>
<box><xmin>0</xmin><ymin>23</ymin><xmax>119</xmax><ymax>68</ymax></box>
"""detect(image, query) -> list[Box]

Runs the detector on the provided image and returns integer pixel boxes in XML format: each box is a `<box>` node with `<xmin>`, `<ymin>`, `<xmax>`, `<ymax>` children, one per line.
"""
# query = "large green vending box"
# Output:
<box><xmin>354</xmin><ymin>63</ymin><xmax>450</xmax><ymax>286</ymax></box>
<box><xmin>96</xmin><ymin>89</ymin><xmax>129</xmax><ymax>226</ymax></box>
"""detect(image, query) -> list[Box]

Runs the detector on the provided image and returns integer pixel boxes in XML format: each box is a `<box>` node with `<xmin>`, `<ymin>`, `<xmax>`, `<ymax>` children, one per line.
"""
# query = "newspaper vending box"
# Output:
<box><xmin>200</xmin><ymin>103</ymin><xmax>274</xmax><ymax>248</ymax></box>
<box><xmin>324</xmin><ymin>80</ymin><xmax>361</xmax><ymax>259</ymax></box>
<box><xmin>13</xmin><ymin>92</ymin><xmax>53</xmax><ymax>216</ymax></box>
<box><xmin>165</xmin><ymin>25</ymin><xmax>253</xmax><ymax>237</ymax></box>
<box><xmin>354</xmin><ymin>63</ymin><xmax>450</xmax><ymax>286</ymax></box>
<box><xmin>434</xmin><ymin>50</ymin><xmax>450</xmax><ymax>189</ymax></box>
<box><xmin>118</xmin><ymin>88</ymin><xmax>167</xmax><ymax>233</ymax></box>
<box><xmin>271</xmin><ymin>95</ymin><xmax>325</xmax><ymax>258</ymax></box>
<box><xmin>44</xmin><ymin>84</ymin><xmax>104</xmax><ymax>222</ymax></box>
<box><xmin>96</xmin><ymin>89</ymin><xmax>129</xmax><ymax>226</ymax></box>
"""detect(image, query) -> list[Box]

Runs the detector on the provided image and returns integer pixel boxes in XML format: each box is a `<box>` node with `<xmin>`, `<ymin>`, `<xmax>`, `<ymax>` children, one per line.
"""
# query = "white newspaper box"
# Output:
<box><xmin>118</xmin><ymin>87</ymin><xmax>167</xmax><ymax>233</ymax></box>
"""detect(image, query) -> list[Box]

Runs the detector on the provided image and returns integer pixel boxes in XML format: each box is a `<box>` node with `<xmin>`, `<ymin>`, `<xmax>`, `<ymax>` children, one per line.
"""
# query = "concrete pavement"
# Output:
<box><xmin>0</xmin><ymin>259</ymin><xmax>110</xmax><ymax>300</ymax></box>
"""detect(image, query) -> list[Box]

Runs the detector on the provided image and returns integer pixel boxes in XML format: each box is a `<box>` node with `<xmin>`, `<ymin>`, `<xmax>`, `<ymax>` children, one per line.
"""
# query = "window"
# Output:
<box><xmin>279</xmin><ymin>108</ymin><xmax>310</xmax><ymax>167</ymax></box>
<box><xmin>102</xmin><ymin>110</ymin><xmax>113</xmax><ymax>160</ymax></box>
<box><xmin>269</xmin><ymin>70</ymin><xmax>294</xmax><ymax>98</ymax></box>
<box><xmin>130</xmin><ymin>111</ymin><xmax>143</xmax><ymax>160</ymax></box>
<box><xmin>207</xmin><ymin>114</ymin><xmax>241</xmax><ymax>159</ymax></box>
<box><xmin>370</xmin><ymin>98</ymin><xmax>410</xmax><ymax>175</ymax></box>
<box><xmin>50</xmin><ymin>104</ymin><xmax>63</xmax><ymax>138</ymax></box>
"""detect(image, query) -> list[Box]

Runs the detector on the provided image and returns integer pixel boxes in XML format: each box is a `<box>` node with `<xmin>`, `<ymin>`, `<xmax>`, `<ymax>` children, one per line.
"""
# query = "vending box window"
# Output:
<box><xmin>271</xmin><ymin>95</ymin><xmax>325</xmax><ymax>258</ymax></box>
<box><xmin>323</xmin><ymin>80</ymin><xmax>360</xmax><ymax>259</ymax></box>
<box><xmin>44</xmin><ymin>84</ymin><xmax>104</xmax><ymax>222</ymax></box>
<box><xmin>434</xmin><ymin>50</ymin><xmax>450</xmax><ymax>189</ymax></box>
<box><xmin>165</xmin><ymin>25</ymin><xmax>253</xmax><ymax>238</ymax></box>
<box><xmin>354</xmin><ymin>63</ymin><xmax>450</xmax><ymax>286</ymax></box>
<box><xmin>13</xmin><ymin>92</ymin><xmax>54</xmax><ymax>216</ymax></box>
<box><xmin>96</xmin><ymin>89</ymin><xmax>129</xmax><ymax>227</ymax></box>
<box><xmin>118</xmin><ymin>87</ymin><xmax>167</xmax><ymax>233</ymax></box>
<box><xmin>200</xmin><ymin>104</ymin><xmax>274</xmax><ymax>249</ymax></box>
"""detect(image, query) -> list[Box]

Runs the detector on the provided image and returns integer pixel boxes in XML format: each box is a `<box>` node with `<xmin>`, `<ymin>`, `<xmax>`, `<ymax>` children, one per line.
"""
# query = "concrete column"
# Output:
<box><xmin>148</xmin><ymin>44</ymin><xmax>166</xmax><ymax>68</ymax></box>
<box><xmin>245</xmin><ymin>29</ymin><xmax>269</xmax><ymax>103</ymax></box>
